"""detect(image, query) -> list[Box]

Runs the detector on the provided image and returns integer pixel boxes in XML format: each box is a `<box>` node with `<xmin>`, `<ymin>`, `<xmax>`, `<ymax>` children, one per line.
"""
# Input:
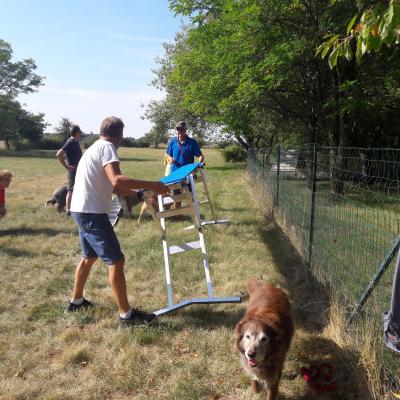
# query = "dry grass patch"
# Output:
<box><xmin>0</xmin><ymin>149</ymin><xmax>371</xmax><ymax>399</ymax></box>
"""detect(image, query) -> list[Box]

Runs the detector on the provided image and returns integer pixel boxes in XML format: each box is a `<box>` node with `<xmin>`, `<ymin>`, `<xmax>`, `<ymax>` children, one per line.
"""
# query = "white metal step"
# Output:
<box><xmin>169</xmin><ymin>240</ymin><xmax>201</xmax><ymax>255</ymax></box>
<box><xmin>183</xmin><ymin>219</ymin><xmax>230</xmax><ymax>230</ymax></box>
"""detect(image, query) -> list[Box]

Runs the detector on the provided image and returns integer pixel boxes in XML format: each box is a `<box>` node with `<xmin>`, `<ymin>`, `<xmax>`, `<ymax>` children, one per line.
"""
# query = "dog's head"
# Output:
<box><xmin>235</xmin><ymin>317</ymin><xmax>283</xmax><ymax>368</ymax></box>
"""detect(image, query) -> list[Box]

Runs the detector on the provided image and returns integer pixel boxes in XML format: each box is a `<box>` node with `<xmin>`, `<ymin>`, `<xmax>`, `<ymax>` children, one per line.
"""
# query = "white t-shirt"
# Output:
<box><xmin>71</xmin><ymin>139</ymin><xmax>119</xmax><ymax>213</ymax></box>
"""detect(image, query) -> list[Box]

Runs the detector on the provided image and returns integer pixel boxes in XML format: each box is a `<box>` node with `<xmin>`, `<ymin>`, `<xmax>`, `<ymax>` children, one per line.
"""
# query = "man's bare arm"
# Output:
<box><xmin>56</xmin><ymin>148</ymin><xmax>69</xmax><ymax>170</ymax></box>
<box><xmin>104</xmin><ymin>162</ymin><xmax>168</xmax><ymax>196</ymax></box>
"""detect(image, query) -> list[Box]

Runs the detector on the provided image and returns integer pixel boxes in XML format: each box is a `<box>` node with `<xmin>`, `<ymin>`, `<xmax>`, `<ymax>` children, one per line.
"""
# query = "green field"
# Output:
<box><xmin>0</xmin><ymin>148</ymin><xmax>371</xmax><ymax>399</ymax></box>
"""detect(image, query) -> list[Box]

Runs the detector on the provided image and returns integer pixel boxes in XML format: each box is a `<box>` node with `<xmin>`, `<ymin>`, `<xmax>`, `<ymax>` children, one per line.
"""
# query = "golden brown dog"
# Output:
<box><xmin>235</xmin><ymin>278</ymin><xmax>294</xmax><ymax>400</ymax></box>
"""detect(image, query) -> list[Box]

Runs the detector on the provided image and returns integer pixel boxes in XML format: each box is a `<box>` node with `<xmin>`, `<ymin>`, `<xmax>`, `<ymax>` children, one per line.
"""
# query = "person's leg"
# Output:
<box><xmin>108</xmin><ymin>256</ymin><xmax>130</xmax><ymax>314</ymax></box>
<box><xmin>390</xmin><ymin>248</ymin><xmax>400</xmax><ymax>324</ymax></box>
<box><xmin>66</xmin><ymin>190</ymin><xmax>73</xmax><ymax>212</ymax></box>
<box><xmin>384</xmin><ymin>246</ymin><xmax>400</xmax><ymax>352</ymax></box>
<box><xmin>66</xmin><ymin>170</ymin><xmax>76</xmax><ymax>213</ymax></box>
<box><xmin>71</xmin><ymin>256</ymin><xmax>97</xmax><ymax>300</ymax></box>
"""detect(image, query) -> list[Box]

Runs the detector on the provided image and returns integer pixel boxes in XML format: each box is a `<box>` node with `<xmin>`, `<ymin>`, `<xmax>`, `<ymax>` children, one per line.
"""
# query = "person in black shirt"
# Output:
<box><xmin>56</xmin><ymin>124</ymin><xmax>83</xmax><ymax>215</ymax></box>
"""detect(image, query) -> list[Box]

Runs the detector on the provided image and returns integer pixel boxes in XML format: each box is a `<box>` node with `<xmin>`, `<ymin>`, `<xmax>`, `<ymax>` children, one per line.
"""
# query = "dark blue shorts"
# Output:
<box><xmin>71</xmin><ymin>212</ymin><xmax>124</xmax><ymax>265</ymax></box>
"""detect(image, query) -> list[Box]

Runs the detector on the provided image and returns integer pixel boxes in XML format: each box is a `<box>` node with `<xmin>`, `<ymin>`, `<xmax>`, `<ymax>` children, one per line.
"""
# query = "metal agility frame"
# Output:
<box><xmin>143</xmin><ymin>163</ymin><xmax>241</xmax><ymax>316</ymax></box>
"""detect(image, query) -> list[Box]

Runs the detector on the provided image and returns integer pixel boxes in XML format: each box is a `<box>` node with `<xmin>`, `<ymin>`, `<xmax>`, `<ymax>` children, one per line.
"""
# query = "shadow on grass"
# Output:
<box><xmin>0</xmin><ymin>246</ymin><xmax>34</xmax><ymax>257</ymax></box>
<box><xmin>293</xmin><ymin>335</ymin><xmax>371</xmax><ymax>399</ymax></box>
<box><xmin>0</xmin><ymin>226</ymin><xmax>71</xmax><ymax>237</ymax></box>
<box><xmin>257</xmin><ymin>222</ymin><xmax>330</xmax><ymax>332</ymax></box>
<box><xmin>256</xmin><ymin>221</ymin><xmax>372</xmax><ymax>399</ymax></box>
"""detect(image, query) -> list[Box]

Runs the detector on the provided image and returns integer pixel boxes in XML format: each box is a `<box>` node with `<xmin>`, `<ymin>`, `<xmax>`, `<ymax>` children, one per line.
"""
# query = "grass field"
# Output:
<box><xmin>0</xmin><ymin>148</ymin><xmax>371</xmax><ymax>399</ymax></box>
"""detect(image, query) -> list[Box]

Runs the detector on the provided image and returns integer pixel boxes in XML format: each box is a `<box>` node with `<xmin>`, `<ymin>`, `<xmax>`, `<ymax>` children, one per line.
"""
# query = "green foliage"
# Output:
<box><xmin>37</xmin><ymin>134</ymin><xmax>63</xmax><ymax>150</ymax></box>
<box><xmin>54</xmin><ymin>117</ymin><xmax>73</xmax><ymax>140</ymax></box>
<box><xmin>153</xmin><ymin>0</ymin><xmax>400</xmax><ymax>157</ymax></box>
<box><xmin>219</xmin><ymin>144</ymin><xmax>247</xmax><ymax>163</ymax></box>
<box><xmin>135</xmin><ymin>136</ymin><xmax>151</xmax><ymax>148</ymax></box>
<box><xmin>81</xmin><ymin>133</ymin><xmax>98</xmax><ymax>149</ymax></box>
<box><xmin>0</xmin><ymin>39</ymin><xmax>44</xmax><ymax>97</ymax></box>
<box><xmin>318</xmin><ymin>0</ymin><xmax>400</xmax><ymax>68</ymax></box>
<box><xmin>0</xmin><ymin>39</ymin><xmax>45</xmax><ymax>148</ymax></box>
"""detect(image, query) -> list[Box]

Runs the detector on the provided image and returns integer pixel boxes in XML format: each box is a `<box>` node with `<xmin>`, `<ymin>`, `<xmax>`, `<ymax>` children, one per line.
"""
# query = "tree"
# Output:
<box><xmin>0</xmin><ymin>39</ymin><xmax>44</xmax><ymax>148</ymax></box>
<box><xmin>0</xmin><ymin>97</ymin><xmax>20</xmax><ymax>150</ymax></box>
<box><xmin>16</xmin><ymin>110</ymin><xmax>47</xmax><ymax>142</ymax></box>
<box><xmin>0</xmin><ymin>39</ymin><xmax>43</xmax><ymax>97</ymax></box>
<box><xmin>145</xmin><ymin>0</ymin><xmax>400</xmax><ymax>197</ymax></box>
<box><xmin>317</xmin><ymin>0</ymin><xmax>400</xmax><ymax>67</ymax></box>
<box><xmin>54</xmin><ymin>117</ymin><xmax>73</xmax><ymax>141</ymax></box>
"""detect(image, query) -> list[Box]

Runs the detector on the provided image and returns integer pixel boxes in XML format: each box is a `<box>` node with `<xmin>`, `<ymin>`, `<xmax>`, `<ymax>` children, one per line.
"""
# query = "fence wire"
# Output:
<box><xmin>248</xmin><ymin>145</ymin><xmax>400</xmax><ymax>396</ymax></box>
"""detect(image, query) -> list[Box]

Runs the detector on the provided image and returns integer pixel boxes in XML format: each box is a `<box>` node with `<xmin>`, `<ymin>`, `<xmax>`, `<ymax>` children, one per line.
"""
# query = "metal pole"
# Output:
<box><xmin>348</xmin><ymin>235</ymin><xmax>400</xmax><ymax>324</ymax></box>
<box><xmin>262</xmin><ymin>149</ymin><xmax>265</xmax><ymax>180</ymax></box>
<box><xmin>308</xmin><ymin>144</ymin><xmax>317</xmax><ymax>265</ymax></box>
<box><xmin>275</xmin><ymin>145</ymin><xmax>280</xmax><ymax>208</ymax></box>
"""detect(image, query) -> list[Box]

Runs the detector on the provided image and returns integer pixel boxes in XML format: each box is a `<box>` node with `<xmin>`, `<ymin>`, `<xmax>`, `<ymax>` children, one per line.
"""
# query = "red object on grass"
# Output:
<box><xmin>0</xmin><ymin>188</ymin><xmax>5</xmax><ymax>205</ymax></box>
<box><xmin>300</xmin><ymin>363</ymin><xmax>337</xmax><ymax>393</ymax></box>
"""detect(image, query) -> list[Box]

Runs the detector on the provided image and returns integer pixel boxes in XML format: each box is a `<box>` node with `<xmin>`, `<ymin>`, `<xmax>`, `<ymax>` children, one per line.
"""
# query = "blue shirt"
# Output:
<box><xmin>167</xmin><ymin>136</ymin><xmax>202</xmax><ymax>171</ymax></box>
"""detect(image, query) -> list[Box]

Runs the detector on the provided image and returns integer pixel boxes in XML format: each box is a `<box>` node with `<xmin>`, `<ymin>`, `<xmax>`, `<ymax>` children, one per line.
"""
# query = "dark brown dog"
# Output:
<box><xmin>235</xmin><ymin>278</ymin><xmax>294</xmax><ymax>400</ymax></box>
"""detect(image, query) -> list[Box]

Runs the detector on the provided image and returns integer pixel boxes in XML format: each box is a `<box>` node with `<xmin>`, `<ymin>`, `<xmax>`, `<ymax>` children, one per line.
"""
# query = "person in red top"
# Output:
<box><xmin>0</xmin><ymin>170</ymin><xmax>13</xmax><ymax>219</ymax></box>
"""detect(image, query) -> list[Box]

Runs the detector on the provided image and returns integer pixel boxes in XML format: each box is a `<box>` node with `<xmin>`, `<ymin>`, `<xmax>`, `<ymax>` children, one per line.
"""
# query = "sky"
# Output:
<box><xmin>1</xmin><ymin>0</ymin><xmax>182</xmax><ymax>137</ymax></box>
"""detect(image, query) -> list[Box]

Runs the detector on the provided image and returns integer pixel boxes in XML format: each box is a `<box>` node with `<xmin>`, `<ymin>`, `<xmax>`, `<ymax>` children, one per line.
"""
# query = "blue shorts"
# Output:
<box><xmin>71</xmin><ymin>212</ymin><xmax>124</xmax><ymax>265</ymax></box>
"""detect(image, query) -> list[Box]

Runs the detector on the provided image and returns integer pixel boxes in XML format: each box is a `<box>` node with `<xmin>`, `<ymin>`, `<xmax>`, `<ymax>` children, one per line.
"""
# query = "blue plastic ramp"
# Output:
<box><xmin>160</xmin><ymin>162</ymin><xmax>202</xmax><ymax>185</ymax></box>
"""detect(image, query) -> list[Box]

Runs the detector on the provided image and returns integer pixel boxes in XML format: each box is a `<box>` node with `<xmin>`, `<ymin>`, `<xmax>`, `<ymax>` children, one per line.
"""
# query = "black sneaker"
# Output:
<box><xmin>65</xmin><ymin>298</ymin><xmax>93</xmax><ymax>313</ymax></box>
<box><xmin>118</xmin><ymin>308</ymin><xmax>156</xmax><ymax>328</ymax></box>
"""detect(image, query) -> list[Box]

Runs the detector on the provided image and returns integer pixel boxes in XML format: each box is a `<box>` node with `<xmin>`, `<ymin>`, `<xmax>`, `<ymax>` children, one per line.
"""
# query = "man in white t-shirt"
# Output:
<box><xmin>66</xmin><ymin>116</ymin><xmax>168</xmax><ymax>327</ymax></box>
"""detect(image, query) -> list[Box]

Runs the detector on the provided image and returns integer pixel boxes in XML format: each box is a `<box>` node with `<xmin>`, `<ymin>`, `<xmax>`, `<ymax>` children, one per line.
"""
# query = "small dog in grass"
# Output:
<box><xmin>46</xmin><ymin>186</ymin><xmax>160</xmax><ymax>221</ymax></box>
<box><xmin>235</xmin><ymin>278</ymin><xmax>294</xmax><ymax>400</ymax></box>
<box><xmin>45</xmin><ymin>186</ymin><xmax>68</xmax><ymax>212</ymax></box>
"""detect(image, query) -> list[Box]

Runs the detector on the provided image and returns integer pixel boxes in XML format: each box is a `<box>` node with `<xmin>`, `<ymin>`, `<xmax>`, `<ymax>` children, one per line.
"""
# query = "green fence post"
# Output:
<box><xmin>308</xmin><ymin>144</ymin><xmax>317</xmax><ymax>265</ymax></box>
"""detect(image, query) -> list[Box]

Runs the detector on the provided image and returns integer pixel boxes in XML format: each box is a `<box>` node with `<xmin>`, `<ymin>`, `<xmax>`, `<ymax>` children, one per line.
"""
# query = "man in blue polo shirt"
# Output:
<box><xmin>166</xmin><ymin>121</ymin><xmax>204</xmax><ymax>172</ymax></box>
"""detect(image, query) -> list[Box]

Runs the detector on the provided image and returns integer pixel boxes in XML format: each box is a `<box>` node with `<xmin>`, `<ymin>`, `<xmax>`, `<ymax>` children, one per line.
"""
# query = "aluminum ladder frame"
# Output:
<box><xmin>144</xmin><ymin>167</ymin><xmax>241</xmax><ymax>316</ymax></box>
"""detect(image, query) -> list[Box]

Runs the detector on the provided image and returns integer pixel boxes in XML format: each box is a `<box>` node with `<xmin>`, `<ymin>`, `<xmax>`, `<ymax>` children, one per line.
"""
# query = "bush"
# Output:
<box><xmin>37</xmin><ymin>136</ymin><xmax>63</xmax><ymax>150</ymax></box>
<box><xmin>81</xmin><ymin>134</ymin><xmax>99</xmax><ymax>149</ymax></box>
<box><xmin>220</xmin><ymin>144</ymin><xmax>247</xmax><ymax>162</ymax></box>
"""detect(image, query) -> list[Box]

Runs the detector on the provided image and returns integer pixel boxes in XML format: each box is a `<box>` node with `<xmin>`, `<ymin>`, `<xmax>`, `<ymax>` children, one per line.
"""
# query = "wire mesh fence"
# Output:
<box><xmin>248</xmin><ymin>144</ymin><xmax>400</xmax><ymax>396</ymax></box>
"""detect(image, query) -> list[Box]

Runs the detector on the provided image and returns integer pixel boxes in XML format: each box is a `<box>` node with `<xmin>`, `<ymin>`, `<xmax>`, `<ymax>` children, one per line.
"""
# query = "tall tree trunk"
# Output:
<box><xmin>4</xmin><ymin>140</ymin><xmax>10</xmax><ymax>151</ymax></box>
<box><xmin>235</xmin><ymin>135</ymin><xmax>249</xmax><ymax>151</ymax></box>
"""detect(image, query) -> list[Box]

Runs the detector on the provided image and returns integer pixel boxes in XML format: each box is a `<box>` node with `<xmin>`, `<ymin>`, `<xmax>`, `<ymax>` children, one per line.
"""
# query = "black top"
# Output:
<box><xmin>62</xmin><ymin>138</ymin><xmax>82</xmax><ymax>166</ymax></box>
